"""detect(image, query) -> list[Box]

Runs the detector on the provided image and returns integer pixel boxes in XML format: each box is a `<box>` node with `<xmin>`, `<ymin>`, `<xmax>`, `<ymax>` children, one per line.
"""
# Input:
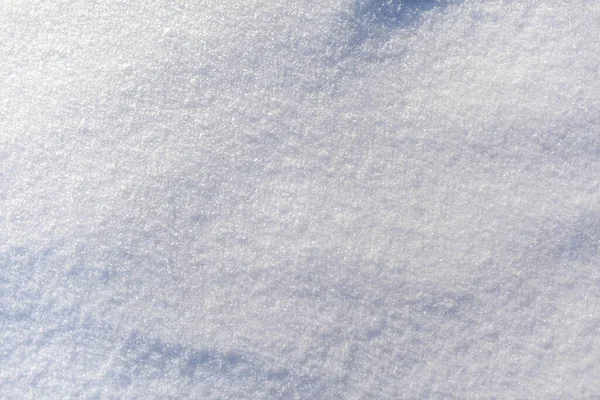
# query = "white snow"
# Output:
<box><xmin>2</xmin><ymin>0</ymin><xmax>600</xmax><ymax>398</ymax></box>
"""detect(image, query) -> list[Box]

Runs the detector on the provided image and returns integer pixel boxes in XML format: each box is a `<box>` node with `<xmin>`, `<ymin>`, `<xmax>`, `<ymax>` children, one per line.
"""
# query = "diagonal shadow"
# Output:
<box><xmin>352</xmin><ymin>0</ymin><xmax>457</xmax><ymax>45</ymax></box>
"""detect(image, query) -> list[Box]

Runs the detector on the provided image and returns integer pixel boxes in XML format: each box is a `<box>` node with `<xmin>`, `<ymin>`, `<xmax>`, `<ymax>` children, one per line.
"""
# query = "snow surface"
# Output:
<box><xmin>2</xmin><ymin>0</ymin><xmax>600</xmax><ymax>398</ymax></box>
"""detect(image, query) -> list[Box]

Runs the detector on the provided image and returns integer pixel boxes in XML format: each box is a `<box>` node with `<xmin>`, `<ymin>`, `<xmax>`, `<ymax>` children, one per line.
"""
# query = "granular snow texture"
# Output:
<box><xmin>2</xmin><ymin>0</ymin><xmax>600</xmax><ymax>398</ymax></box>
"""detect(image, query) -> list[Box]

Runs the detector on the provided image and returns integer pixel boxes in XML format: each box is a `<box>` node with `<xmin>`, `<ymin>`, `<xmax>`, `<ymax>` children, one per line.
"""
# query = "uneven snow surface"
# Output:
<box><xmin>2</xmin><ymin>0</ymin><xmax>600</xmax><ymax>398</ymax></box>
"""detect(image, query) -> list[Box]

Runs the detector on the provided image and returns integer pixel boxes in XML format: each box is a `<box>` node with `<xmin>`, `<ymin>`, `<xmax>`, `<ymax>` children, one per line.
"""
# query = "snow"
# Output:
<box><xmin>2</xmin><ymin>0</ymin><xmax>600</xmax><ymax>398</ymax></box>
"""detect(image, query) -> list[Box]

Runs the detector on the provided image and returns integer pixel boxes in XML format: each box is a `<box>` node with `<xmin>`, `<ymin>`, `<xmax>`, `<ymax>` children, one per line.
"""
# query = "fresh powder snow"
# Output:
<box><xmin>1</xmin><ymin>0</ymin><xmax>600</xmax><ymax>398</ymax></box>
